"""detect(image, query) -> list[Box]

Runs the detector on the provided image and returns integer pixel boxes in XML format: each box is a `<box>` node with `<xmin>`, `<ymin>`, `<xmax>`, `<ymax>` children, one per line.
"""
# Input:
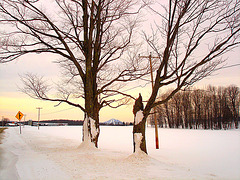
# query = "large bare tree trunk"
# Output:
<box><xmin>82</xmin><ymin>113</ymin><xmax>100</xmax><ymax>147</ymax></box>
<box><xmin>83</xmin><ymin>75</ymin><xmax>100</xmax><ymax>147</ymax></box>
<box><xmin>133</xmin><ymin>94</ymin><xmax>147</xmax><ymax>154</ymax></box>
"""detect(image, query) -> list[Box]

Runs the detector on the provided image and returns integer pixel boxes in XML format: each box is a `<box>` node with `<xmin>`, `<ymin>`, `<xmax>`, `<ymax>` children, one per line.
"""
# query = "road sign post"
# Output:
<box><xmin>15</xmin><ymin>111</ymin><xmax>24</xmax><ymax>134</ymax></box>
<box><xmin>20</xmin><ymin>122</ymin><xmax>21</xmax><ymax>134</ymax></box>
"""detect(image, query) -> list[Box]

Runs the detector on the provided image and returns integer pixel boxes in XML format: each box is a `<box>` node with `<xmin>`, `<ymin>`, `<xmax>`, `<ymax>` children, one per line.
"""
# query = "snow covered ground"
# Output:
<box><xmin>0</xmin><ymin>126</ymin><xmax>239</xmax><ymax>179</ymax></box>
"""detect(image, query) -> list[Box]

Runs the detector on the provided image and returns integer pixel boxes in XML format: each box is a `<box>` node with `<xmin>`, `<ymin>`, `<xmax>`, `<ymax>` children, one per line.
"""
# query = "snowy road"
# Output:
<box><xmin>0</xmin><ymin>127</ymin><xmax>69</xmax><ymax>180</ymax></box>
<box><xmin>0</xmin><ymin>126</ymin><xmax>239</xmax><ymax>179</ymax></box>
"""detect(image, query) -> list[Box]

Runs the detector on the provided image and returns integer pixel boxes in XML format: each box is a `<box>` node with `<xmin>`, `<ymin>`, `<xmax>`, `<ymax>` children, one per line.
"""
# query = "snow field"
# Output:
<box><xmin>0</xmin><ymin>126</ymin><xmax>239</xmax><ymax>179</ymax></box>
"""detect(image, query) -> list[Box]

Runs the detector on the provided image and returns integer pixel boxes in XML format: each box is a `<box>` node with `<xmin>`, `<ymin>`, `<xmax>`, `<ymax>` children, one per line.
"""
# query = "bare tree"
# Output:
<box><xmin>202</xmin><ymin>90</ymin><xmax>211</xmax><ymax>129</ymax></box>
<box><xmin>133</xmin><ymin>0</ymin><xmax>240</xmax><ymax>154</ymax></box>
<box><xmin>156</xmin><ymin>92</ymin><xmax>174</xmax><ymax>128</ymax></box>
<box><xmin>156</xmin><ymin>85</ymin><xmax>239</xmax><ymax>130</ymax></box>
<box><xmin>208</xmin><ymin>85</ymin><xmax>219</xmax><ymax>129</ymax></box>
<box><xmin>0</xmin><ymin>0</ymin><xmax>148</xmax><ymax>147</ymax></box>
<box><xmin>226</xmin><ymin>85</ymin><xmax>239</xmax><ymax>128</ymax></box>
<box><xmin>192</xmin><ymin>89</ymin><xmax>204</xmax><ymax>129</ymax></box>
<box><xmin>181</xmin><ymin>90</ymin><xmax>193</xmax><ymax>129</ymax></box>
<box><xmin>172</xmin><ymin>92</ymin><xmax>183</xmax><ymax>128</ymax></box>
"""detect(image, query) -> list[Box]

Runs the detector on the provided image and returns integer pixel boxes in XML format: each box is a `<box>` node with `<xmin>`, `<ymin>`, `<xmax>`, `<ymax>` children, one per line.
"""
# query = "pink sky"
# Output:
<box><xmin>0</xmin><ymin>1</ymin><xmax>240</xmax><ymax>122</ymax></box>
<box><xmin>0</xmin><ymin>46</ymin><xmax>239</xmax><ymax>122</ymax></box>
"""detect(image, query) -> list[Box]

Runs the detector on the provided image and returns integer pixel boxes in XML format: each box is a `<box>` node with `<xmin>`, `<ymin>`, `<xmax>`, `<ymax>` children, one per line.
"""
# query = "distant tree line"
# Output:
<box><xmin>1</xmin><ymin>118</ymin><xmax>10</xmax><ymax>126</ymax></box>
<box><xmin>40</xmin><ymin>120</ymin><xmax>84</xmax><ymax>126</ymax></box>
<box><xmin>150</xmin><ymin>85</ymin><xmax>240</xmax><ymax>130</ymax></box>
<box><xmin>99</xmin><ymin>122</ymin><xmax>133</xmax><ymax>126</ymax></box>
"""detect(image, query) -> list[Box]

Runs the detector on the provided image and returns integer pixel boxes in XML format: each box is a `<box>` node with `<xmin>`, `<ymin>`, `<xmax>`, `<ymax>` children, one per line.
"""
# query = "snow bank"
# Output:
<box><xmin>0</xmin><ymin>127</ymin><xmax>70</xmax><ymax>180</ymax></box>
<box><xmin>0</xmin><ymin>146</ymin><xmax>19</xmax><ymax>179</ymax></box>
<box><xmin>0</xmin><ymin>126</ymin><xmax>239</xmax><ymax>179</ymax></box>
<box><xmin>77</xmin><ymin>139</ymin><xmax>97</xmax><ymax>152</ymax></box>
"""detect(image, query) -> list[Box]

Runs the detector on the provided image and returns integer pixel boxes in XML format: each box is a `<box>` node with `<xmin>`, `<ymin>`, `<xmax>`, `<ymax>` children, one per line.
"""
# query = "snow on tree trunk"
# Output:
<box><xmin>135</xmin><ymin>111</ymin><xmax>144</xmax><ymax>125</ymax></box>
<box><xmin>90</xmin><ymin>117</ymin><xmax>98</xmax><ymax>141</ymax></box>
<box><xmin>81</xmin><ymin>114</ymin><xmax>99</xmax><ymax>149</ymax></box>
<box><xmin>83</xmin><ymin>116</ymin><xmax>90</xmax><ymax>142</ymax></box>
<box><xmin>133</xmin><ymin>94</ymin><xmax>147</xmax><ymax>154</ymax></box>
<box><xmin>134</xmin><ymin>133</ymin><xmax>143</xmax><ymax>153</ymax></box>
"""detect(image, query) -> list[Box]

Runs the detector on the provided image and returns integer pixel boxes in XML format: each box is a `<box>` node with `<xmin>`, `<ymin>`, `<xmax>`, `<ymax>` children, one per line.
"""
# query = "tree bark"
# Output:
<box><xmin>82</xmin><ymin>112</ymin><xmax>100</xmax><ymax>147</ymax></box>
<box><xmin>83</xmin><ymin>75</ymin><xmax>100</xmax><ymax>147</ymax></box>
<box><xmin>133</xmin><ymin>94</ymin><xmax>147</xmax><ymax>154</ymax></box>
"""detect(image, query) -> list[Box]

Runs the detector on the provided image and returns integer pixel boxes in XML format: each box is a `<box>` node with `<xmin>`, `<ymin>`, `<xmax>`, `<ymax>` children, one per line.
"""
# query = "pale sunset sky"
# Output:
<box><xmin>0</xmin><ymin>1</ymin><xmax>240</xmax><ymax>123</ymax></box>
<box><xmin>0</xmin><ymin>46</ymin><xmax>239</xmax><ymax>123</ymax></box>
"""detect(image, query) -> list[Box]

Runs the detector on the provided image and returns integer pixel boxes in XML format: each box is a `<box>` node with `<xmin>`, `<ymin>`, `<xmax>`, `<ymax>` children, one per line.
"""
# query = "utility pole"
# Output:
<box><xmin>36</xmin><ymin>107</ymin><xmax>42</xmax><ymax>130</ymax></box>
<box><xmin>2</xmin><ymin>116</ymin><xmax>4</xmax><ymax>127</ymax></box>
<box><xmin>139</xmin><ymin>53</ymin><xmax>159</xmax><ymax>149</ymax></box>
<box><xmin>23</xmin><ymin>114</ymin><xmax>26</xmax><ymax>128</ymax></box>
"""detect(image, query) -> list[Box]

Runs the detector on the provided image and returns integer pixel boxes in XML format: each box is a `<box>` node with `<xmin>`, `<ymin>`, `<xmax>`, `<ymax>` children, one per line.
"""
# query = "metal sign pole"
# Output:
<box><xmin>19</xmin><ymin>121</ymin><xmax>22</xmax><ymax>134</ymax></box>
<box><xmin>15</xmin><ymin>111</ymin><xmax>24</xmax><ymax>134</ymax></box>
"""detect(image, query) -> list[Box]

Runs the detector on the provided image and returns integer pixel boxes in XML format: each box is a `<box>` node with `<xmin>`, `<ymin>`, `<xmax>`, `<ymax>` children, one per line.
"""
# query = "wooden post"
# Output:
<box><xmin>149</xmin><ymin>53</ymin><xmax>159</xmax><ymax>149</ymax></box>
<box><xmin>139</xmin><ymin>53</ymin><xmax>159</xmax><ymax>149</ymax></box>
<box><xmin>36</xmin><ymin>107</ymin><xmax>42</xmax><ymax>130</ymax></box>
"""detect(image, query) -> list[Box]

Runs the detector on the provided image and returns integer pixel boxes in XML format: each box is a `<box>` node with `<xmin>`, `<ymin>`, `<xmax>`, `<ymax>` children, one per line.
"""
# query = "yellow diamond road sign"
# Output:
<box><xmin>16</xmin><ymin>111</ymin><xmax>24</xmax><ymax>121</ymax></box>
